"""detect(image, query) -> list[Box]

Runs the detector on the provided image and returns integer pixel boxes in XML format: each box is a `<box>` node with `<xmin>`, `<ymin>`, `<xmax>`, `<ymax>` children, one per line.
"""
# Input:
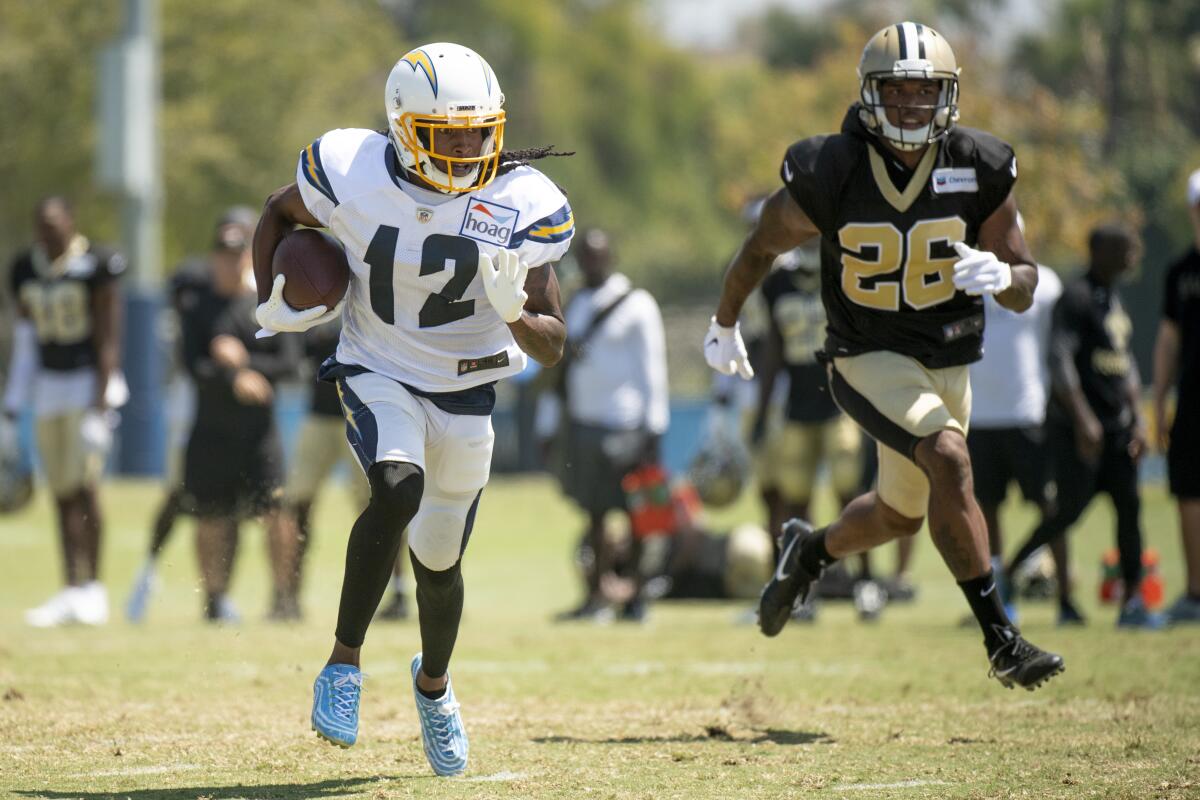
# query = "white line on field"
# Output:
<box><xmin>66</xmin><ymin>763</ymin><xmax>202</xmax><ymax>778</ymax></box>
<box><xmin>464</xmin><ymin>770</ymin><xmax>526</xmax><ymax>782</ymax></box>
<box><xmin>833</xmin><ymin>780</ymin><xmax>951</xmax><ymax>791</ymax></box>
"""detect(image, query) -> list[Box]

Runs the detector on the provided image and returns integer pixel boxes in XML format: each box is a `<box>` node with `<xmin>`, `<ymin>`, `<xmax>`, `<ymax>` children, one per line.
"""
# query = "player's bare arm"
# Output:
<box><xmin>90</xmin><ymin>279</ymin><xmax>122</xmax><ymax>410</ymax></box>
<box><xmin>1151</xmin><ymin>318</ymin><xmax>1180</xmax><ymax>450</ymax></box>
<box><xmin>508</xmin><ymin>262</ymin><xmax>566</xmax><ymax>367</ymax></box>
<box><xmin>715</xmin><ymin>188</ymin><xmax>819</xmax><ymax>327</ymax></box>
<box><xmin>252</xmin><ymin>182</ymin><xmax>321</xmax><ymax>304</ymax></box>
<box><xmin>977</xmin><ymin>192</ymin><xmax>1037</xmax><ymax>312</ymax></box>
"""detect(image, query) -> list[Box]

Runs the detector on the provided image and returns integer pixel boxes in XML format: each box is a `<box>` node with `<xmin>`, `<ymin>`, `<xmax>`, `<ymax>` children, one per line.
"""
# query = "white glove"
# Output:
<box><xmin>480</xmin><ymin>249</ymin><xmax>529</xmax><ymax>324</ymax></box>
<box><xmin>703</xmin><ymin>317</ymin><xmax>754</xmax><ymax>380</ymax></box>
<box><xmin>254</xmin><ymin>274</ymin><xmax>344</xmax><ymax>339</ymax></box>
<box><xmin>952</xmin><ymin>242</ymin><xmax>1012</xmax><ymax>296</ymax></box>
<box><xmin>80</xmin><ymin>408</ymin><xmax>115</xmax><ymax>457</ymax></box>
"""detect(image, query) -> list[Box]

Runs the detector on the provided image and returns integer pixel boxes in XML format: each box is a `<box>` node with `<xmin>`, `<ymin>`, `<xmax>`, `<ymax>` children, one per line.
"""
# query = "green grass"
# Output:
<box><xmin>1</xmin><ymin>476</ymin><xmax>1198</xmax><ymax>799</ymax></box>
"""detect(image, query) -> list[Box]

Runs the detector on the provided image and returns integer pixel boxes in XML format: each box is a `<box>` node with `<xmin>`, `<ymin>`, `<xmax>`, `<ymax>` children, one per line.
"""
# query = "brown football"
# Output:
<box><xmin>273</xmin><ymin>229</ymin><xmax>350</xmax><ymax>310</ymax></box>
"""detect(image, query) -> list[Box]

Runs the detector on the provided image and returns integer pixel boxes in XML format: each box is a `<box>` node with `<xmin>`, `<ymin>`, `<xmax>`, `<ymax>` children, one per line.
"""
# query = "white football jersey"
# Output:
<box><xmin>295</xmin><ymin>128</ymin><xmax>574</xmax><ymax>392</ymax></box>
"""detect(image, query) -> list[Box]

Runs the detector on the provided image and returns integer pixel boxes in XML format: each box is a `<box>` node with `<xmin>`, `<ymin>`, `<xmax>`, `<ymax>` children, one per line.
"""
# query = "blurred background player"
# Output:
<box><xmin>706</xmin><ymin>22</ymin><xmax>1064</xmax><ymax>689</ymax></box>
<box><xmin>176</xmin><ymin>207</ymin><xmax>301</xmax><ymax>622</ymax></box>
<box><xmin>1006</xmin><ymin>223</ymin><xmax>1159</xmax><ymax>628</ymax></box>
<box><xmin>126</xmin><ymin>207</ymin><xmax>257</xmax><ymax>622</ymax></box>
<box><xmin>1153</xmin><ymin>169</ymin><xmax>1200</xmax><ymax>624</ymax></box>
<box><xmin>4</xmin><ymin>196</ymin><xmax>126</xmax><ymax>627</ymax></box>
<box><xmin>536</xmin><ymin>228</ymin><xmax>669</xmax><ymax>623</ymax></box>
<box><xmin>965</xmin><ymin>213</ymin><xmax>1069</xmax><ymax>623</ymax></box>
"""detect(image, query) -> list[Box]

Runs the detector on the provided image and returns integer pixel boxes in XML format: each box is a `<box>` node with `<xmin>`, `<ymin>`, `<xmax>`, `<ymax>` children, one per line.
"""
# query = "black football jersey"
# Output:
<box><xmin>781</xmin><ymin>104</ymin><xmax>1018</xmax><ymax>368</ymax></box>
<box><xmin>1048</xmin><ymin>272</ymin><xmax>1137</xmax><ymax>432</ymax></box>
<box><xmin>9</xmin><ymin>242</ymin><xmax>125</xmax><ymax>371</ymax></box>
<box><xmin>760</xmin><ymin>267</ymin><xmax>839</xmax><ymax>422</ymax></box>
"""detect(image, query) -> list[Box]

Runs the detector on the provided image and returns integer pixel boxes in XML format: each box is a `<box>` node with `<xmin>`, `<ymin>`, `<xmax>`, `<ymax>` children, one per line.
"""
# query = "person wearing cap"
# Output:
<box><xmin>126</xmin><ymin>208</ymin><xmax>259</xmax><ymax>621</ymax></box>
<box><xmin>133</xmin><ymin>207</ymin><xmax>300</xmax><ymax>623</ymax></box>
<box><xmin>1153</xmin><ymin>170</ymin><xmax>1200</xmax><ymax>624</ymax></box>
<box><xmin>5</xmin><ymin>196</ymin><xmax>127</xmax><ymax>627</ymax></box>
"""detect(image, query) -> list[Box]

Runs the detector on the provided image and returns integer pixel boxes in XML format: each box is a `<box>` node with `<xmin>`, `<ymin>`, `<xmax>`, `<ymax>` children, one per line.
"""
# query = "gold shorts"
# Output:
<box><xmin>830</xmin><ymin>350</ymin><xmax>971</xmax><ymax>520</ymax></box>
<box><xmin>283</xmin><ymin>415</ymin><xmax>369</xmax><ymax>507</ymax></box>
<box><xmin>757</xmin><ymin>415</ymin><xmax>862</xmax><ymax>504</ymax></box>
<box><xmin>36</xmin><ymin>410</ymin><xmax>107</xmax><ymax>496</ymax></box>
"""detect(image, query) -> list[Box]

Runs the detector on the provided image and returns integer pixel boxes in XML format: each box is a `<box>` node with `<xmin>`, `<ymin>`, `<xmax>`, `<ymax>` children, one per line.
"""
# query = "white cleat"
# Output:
<box><xmin>25</xmin><ymin>588</ymin><xmax>80</xmax><ymax>628</ymax></box>
<box><xmin>74</xmin><ymin>581</ymin><xmax>109</xmax><ymax>625</ymax></box>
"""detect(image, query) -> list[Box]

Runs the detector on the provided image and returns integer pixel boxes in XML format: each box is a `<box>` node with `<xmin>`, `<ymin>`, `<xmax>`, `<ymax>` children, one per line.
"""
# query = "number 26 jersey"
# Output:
<box><xmin>781</xmin><ymin>104</ymin><xmax>1017</xmax><ymax>369</ymax></box>
<box><xmin>295</xmin><ymin>127</ymin><xmax>574</xmax><ymax>392</ymax></box>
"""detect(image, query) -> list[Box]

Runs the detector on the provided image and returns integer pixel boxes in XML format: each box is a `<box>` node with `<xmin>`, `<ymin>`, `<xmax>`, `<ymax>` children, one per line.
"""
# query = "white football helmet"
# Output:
<box><xmin>857</xmin><ymin>22</ymin><xmax>960</xmax><ymax>151</ymax></box>
<box><xmin>385</xmin><ymin>42</ymin><xmax>505</xmax><ymax>193</ymax></box>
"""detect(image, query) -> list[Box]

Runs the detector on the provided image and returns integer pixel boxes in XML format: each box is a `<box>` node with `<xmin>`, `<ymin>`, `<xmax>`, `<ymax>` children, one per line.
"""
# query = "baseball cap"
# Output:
<box><xmin>213</xmin><ymin>206</ymin><xmax>257</xmax><ymax>250</ymax></box>
<box><xmin>1188</xmin><ymin>169</ymin><xmax>1200</xmax><ymax>207</ymax></box>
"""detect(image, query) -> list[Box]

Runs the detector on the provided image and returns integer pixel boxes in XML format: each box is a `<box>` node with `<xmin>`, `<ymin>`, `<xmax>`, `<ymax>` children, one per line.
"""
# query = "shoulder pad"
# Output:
<box><xmin>947</xmin><ymin>127</ymin><xmax>1016</xmax><ymax>176</ymax></box>
<box><xmin>299</xmin><ymin>128</ymin><xmax>382</xmax><ymax>207</ymax></box>
<box><xmin>782</xmin><ymin>134</ymin><xmax>859</xmax><ymax>234</ymax></box>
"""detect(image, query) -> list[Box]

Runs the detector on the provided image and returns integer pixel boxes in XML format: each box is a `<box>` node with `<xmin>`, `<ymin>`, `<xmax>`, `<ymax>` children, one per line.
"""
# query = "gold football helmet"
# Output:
<box><xmin>857</xmin><ymin>22</ymin><xmax>960</xmax><ymax>151</ymax></box>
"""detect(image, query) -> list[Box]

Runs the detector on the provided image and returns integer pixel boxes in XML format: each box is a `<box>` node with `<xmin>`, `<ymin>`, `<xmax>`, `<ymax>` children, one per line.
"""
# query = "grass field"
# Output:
<box><xmin>1</xmin><ymin>476</ymin><xmax>1198</xmax><ymax>799</ymax></box>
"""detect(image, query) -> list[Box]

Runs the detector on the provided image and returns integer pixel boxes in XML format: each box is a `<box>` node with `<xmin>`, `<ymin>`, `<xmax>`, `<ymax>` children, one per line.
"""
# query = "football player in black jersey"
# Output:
<box><xmin>4</xmin><ymin>197</ymin><xmax>125</xmax><ymax>627</ymax></box>
<box><xmin>704</xmin><ymin>23</ymin><xmax>1063</xmax><ymax>689</ymax></box>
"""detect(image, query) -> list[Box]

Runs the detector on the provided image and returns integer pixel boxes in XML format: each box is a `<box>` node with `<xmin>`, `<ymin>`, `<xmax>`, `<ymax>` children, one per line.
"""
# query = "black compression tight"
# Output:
<box><xmin>409</xmin><ymin>552</ymin><xmax>464</xmax><ymax>680</ymax></box>
<box><xmin>334</xmin><ymin>462</ymin><xmax>424</xmax><ymax>648</ymax></box>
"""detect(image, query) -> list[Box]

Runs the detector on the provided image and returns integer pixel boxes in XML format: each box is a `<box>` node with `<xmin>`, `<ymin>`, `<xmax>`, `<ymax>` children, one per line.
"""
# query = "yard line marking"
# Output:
<box><xmin>465</xmin><ymin>770</ymin><xmax>526</xmax><ymax>782</ymax></box>
<box><xmin>834</xmin><ymin>779</ymin><xmax>951</xmax><ymax>791</ymax></box>
<box><xmin>66</xmin><ymin>764</ymin><xmax>202</xmax><ymax>778</ymax></box>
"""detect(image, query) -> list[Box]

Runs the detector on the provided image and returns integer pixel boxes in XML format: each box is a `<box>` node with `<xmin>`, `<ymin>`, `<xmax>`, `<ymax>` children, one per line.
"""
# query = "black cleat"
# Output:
<box><xmin>987</xmin><ymin>631</ymin><xmax>1065</xmax><ymax>690</ymax></box>
<box><xmin>758</xmin><ymin>519</ymin><xmax>821</xmax><ymax>637</ymax></box>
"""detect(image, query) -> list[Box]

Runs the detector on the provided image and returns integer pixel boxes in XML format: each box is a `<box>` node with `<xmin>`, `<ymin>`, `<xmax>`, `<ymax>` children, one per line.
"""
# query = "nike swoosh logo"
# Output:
<box><xmin>705</xmin><ymin>338</ymin><xmax>718</xmax><ymax>347</ymax></box>
<box><xmin>783</xmin><ymin>159</ymin><xmax>794</xmax><ymax>183</ymax></box>
<box><xmin>774</xmin><ymin>534</ymin><xmax>800</xmax><ymax>582</ymax></box>
<box><xmin>980</xmin><ymin>582</ymin><xmax>996</xmax><ymax>597</ymax></box>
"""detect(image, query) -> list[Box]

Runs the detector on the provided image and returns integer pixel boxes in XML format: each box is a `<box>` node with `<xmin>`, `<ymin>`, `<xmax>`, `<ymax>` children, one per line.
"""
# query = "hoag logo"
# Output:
<box><xmin>460</xmin><ymin>199</ymin><xmax>519</xmax><ymax>246</ymax></box>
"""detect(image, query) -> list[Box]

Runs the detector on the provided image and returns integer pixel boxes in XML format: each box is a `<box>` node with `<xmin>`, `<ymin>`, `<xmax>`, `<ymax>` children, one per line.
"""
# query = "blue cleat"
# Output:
<box><xmin>125</xmin><ymin>563</ymin><xmax>157</xmax><ymax>624</ymax></box>
<box><xmin>311</xmin><ymin>663</ymin><xmax>364</xmax><ymax>747</ymax></box>
<box><xmin>411</xmin><ymin>653</ymin><xmax>468</xmax><ymax>776</ymax></box>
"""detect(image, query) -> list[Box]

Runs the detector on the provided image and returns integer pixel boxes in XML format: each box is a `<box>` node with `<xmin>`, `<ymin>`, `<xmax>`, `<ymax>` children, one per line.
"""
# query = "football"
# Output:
<box><xmin>272</xmin><ymin>229</ymin><xmax>350</xmax><ymax>310</ymax></box>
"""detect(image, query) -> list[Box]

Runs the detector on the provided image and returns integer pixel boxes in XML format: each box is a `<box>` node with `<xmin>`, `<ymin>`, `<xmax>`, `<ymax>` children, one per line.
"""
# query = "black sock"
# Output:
<box><xmin>417</xmin><ymin>684</ymin><xmax>447</xmax><ymax>700</ymax></box>
<box><xmin>798</xmin><ymin>529</ymin><xmax>836</xmax><ymax>575</ymax></box>
<box><xmin>958</xmin><ymin>571</ymin><xmax>1013</xmax><ymax>653</ymax></box>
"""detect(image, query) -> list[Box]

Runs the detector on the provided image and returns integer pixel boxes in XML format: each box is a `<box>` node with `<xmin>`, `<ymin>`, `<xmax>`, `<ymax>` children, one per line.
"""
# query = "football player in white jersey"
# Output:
<box><xmin>251</xmin><ymin>43</ymin><xmax>573</xmax><ymax>776</ymax></box>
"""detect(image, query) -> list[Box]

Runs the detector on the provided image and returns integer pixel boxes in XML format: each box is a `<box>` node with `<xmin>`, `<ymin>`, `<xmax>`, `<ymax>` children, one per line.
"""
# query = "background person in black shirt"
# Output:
<box><xmin>126</xmin><ymin>208</ymin><xmax>258</xmax><ymax>622</ymax></box>
<box><xmin>1153</xmin><ymin>169</ymin><xmax>1200</xmax><ymax>624</ymax></box>
<box><xmin>177</xmin><ymin>214</ymin><xmax>300</xmax><ymax>622</ymax></box>
<box><xmin>1006</xmin><ymin>223</ymin><xmax>1160</xmax><ymax>628</ymax></box>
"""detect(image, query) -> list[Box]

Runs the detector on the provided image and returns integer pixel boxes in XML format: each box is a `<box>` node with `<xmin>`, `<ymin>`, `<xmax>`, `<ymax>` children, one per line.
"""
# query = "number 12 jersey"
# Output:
<box><xmin>296</xmin><ymin>128</ymin><xmax>574</xmax><ymax>392</ymax></box>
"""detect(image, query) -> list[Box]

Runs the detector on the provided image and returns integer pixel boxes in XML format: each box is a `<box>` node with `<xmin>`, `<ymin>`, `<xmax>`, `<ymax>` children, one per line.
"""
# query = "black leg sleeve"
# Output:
<box><xmin>409</xmin><ymin>550</ymin><xmax>464</xmax><ymax>680</ymax></box>
<box><xmin>334</xmin><ymin>462</ymin><xmax>424</xmax><ymax>648</ymax></box>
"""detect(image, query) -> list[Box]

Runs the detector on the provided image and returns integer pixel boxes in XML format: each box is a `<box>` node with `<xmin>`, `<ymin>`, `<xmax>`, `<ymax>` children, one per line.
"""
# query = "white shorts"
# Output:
<box><xmin>335</xmin><ymin>371</ymin><xmax>495</xmax><ymax>570</ymax></box>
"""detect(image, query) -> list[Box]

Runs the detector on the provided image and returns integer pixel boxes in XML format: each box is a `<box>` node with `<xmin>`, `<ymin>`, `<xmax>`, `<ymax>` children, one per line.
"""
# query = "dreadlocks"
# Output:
<box><xmin>497</xmin><ymin>145</ymin><xmax>574</xmax><ymax>197</ymax></box>
<box><xmin>497</xmin><ymin>145</ymin><xmax>575</xmax><ymax>176</ymax></box>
